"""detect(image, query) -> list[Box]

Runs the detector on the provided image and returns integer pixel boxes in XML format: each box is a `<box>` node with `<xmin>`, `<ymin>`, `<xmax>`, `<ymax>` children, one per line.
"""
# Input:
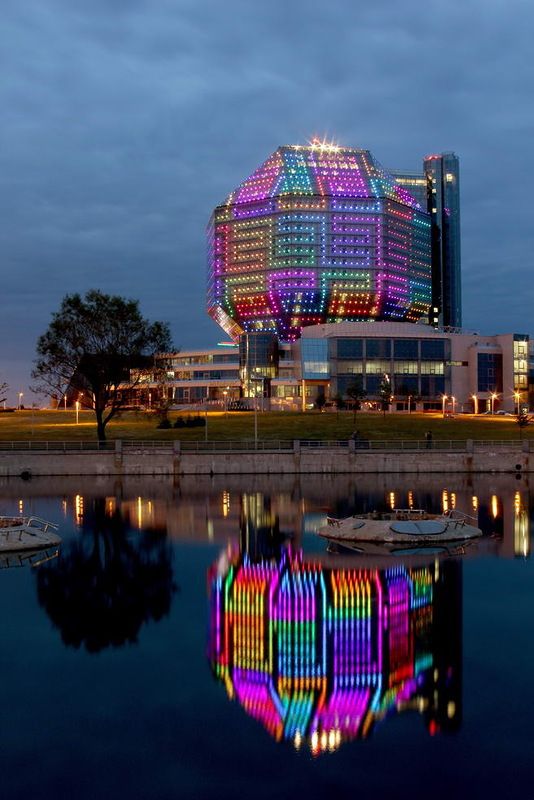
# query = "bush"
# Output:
<box><xmin>156</xmin><ymin>418</ymin><xmax>172</xmax><ymax>429</ymax></box>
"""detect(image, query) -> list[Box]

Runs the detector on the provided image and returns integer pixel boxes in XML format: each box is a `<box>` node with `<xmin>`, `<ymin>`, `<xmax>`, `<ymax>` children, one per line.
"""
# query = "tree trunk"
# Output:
<box><xmin>95</xmin><ymin>408</ymin><xmax>107</xmax><ymax>442</ymax></box>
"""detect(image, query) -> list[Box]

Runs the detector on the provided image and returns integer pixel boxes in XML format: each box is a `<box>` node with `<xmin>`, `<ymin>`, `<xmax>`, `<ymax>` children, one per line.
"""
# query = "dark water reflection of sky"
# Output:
<box><xmin>0</xmin><ymin>474</ymin><xmax>533</xmax><ymax>800</ymax></box>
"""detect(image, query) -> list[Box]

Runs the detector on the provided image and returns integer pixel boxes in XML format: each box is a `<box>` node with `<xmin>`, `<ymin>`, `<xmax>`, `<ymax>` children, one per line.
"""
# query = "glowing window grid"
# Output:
<box><xmin>208</xmin><ymin>145</ymin><xmax>432</xmax><ymax>342</ymax></box>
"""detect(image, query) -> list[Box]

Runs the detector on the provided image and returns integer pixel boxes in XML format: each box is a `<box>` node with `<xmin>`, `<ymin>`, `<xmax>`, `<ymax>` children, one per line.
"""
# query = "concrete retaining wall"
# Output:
<box><xmin>0</xmin><ymin>444</ymin><xmax>530</xmax><ymax>476</ymax></box>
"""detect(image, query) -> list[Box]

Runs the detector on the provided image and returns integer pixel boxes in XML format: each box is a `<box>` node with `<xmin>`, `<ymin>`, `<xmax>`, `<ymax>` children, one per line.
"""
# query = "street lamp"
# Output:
<box><xmin>514</xmin><ymin>391</ymin><xmax>521</xmax><ymax>416</ymax></box>
<box><xmin>249</xmin><ymin>376</ymin><xmax>264</xmax><ymax>449</ymax></box>
<box><xmin>491</xmin><ymin>393</ymin><xmax>498</xmax><ymax>415</ymax></box>
<box><xmin>442</xmin><ymin>395</ymin><xmax>448</xmax><ymax>418</ymax></box>
<box><xmin>75</xmin><ymin>400</ymin><xmax>80</xmax><ymax>424</ymax></box>
<box><xmin>451</xmin><ymin>396</ymin><xmax>456</xmax><ymax>416</ymax></box>
<box><xmin>472</xmin><ymin>394</ymin><xmax>478</xmax><ymax>415</ymax></box>
<box><xmin>223</xmin><ymin>389</ymin><xmax>229</xmax><ymax>417</ymax></box>
<box><xmin>18</xmin><ymin>392</ymin><xmax>23</xmax><ymax>410</ymax></box>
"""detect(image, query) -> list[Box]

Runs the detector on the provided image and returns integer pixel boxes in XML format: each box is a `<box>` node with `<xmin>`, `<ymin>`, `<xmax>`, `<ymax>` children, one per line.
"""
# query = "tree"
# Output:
<box><xmin>345</xmin><ymin>377</ymin><xmax>367</xmax><ymax>422</ymax></box>
<box><xmin>378</xmin><ymin>375</ymin><xmax>393</xmax><ymax>417</ymax></box>
<box><xmin>516</xmin><ymin>410</ymin><xmax>531</xmax><ymax>438</ymax></box>
<box><xmin>32</xmin><ymin>290</ymin><xmax>172</xmax><ymax>441</ymax></box>
<box><xmin>315</xmin><ymin>391</ymin><xmax>327</xmax><ymax>412</ymax></box>
<box><xmin>0</xmin><ymin>378</ymin><xmax>8</xmax><ymax>405</ymax></box>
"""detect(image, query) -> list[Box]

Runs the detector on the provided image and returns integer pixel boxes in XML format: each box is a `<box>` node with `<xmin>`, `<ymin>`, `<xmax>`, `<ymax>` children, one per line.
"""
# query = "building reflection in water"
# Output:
<box><xmin>208</xmin><ymin>543</ymin><xmax>462</xmax><ymax>754</ymax></box>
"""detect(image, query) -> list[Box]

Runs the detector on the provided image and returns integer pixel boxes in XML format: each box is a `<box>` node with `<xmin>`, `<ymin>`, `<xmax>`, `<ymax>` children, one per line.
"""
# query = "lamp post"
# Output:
<box><xmin>75</xmin><ymin>400</ymin><xmax>80</xmax><ymax>424</ymax></box>
<box><xmin>491</xmin><ymin>393</ymin><xmax>498</xmax><ymax>415</ymax></box>
<box><xmin>515</xmin><ymin>391</ymin><xmax>521</xmax><ymax>416</ymax></box>
<box><xmin>250</xmin><ymin>376</ymin><xmax>264</xmax><ymax>450</ymax></box>
<box><xmin>451</xmin><ymin>396</ymin><xmax>456</xmax><ymax>416</ymax></box>
<box><xmin>223</xmin><ymin>389</ymin><xmax>228</xmax><ymax>417</ymax></box>
<box><xmin>472</xmin><ymin>394</ymin><xmax>478</xmax><ymax>415</ymax></box>
<box><xmin>18</xmin><ymin>392</ymin><xmax>23</xmax><ymax>410</ymax></box>
<box><xmin>442</xmin><ymin>395</ymin><xmax>448</xmax><ymax>418</ymax></box>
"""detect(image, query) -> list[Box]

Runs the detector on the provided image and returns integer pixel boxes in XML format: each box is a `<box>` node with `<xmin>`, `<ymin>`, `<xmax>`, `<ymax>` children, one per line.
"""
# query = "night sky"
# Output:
<box><xmin>2</xmin><ymin>0</ymin><xmax>533</xmax><ymax>404</ymax></box>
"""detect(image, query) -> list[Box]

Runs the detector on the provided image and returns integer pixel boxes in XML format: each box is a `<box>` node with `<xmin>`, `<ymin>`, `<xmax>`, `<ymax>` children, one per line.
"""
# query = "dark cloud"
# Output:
<box><xmin>1</xmin><ymin>0</ymin><xmax>534</xmax><ymax>400</ymax></box>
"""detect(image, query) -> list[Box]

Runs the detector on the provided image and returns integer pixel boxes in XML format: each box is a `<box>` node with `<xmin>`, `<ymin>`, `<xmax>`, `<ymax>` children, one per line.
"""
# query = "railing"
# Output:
<box><xmin>0</xmin><ymin>439</ymin><xmax>530</xmax><ymax>453</ymax></box>
<box><xmin>0</xmin><ymin>440</ymin><xmax>115</xmax><ymax>451</ymax></box>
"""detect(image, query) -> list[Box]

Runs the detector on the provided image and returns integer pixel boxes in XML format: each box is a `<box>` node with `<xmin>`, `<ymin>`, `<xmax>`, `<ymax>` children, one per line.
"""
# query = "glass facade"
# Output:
<box><xmin>394</xmin><ymin>153</ymin><xmax>462</xmax><ymax>329</ymax></box>
<box><xmin>424</xmin><ymin>153</ymin><xmax>462</xmax><ymax>329</ymax></box>
<box><xmin>208</xmin><ymin>144</ymin><xmax>432</xmax><ymax>342</ymax></box>
<box><xmin>301</xmin><ymin>339</ymin><xmax>329</xmax><ymax>379</ymax></box>
<box><xmin>239</xmin><ymin>333</ymin><xmax>279</xmax><ymax>397</ymax></box>
<box><xmin>513</xmin><ymin>336</ymin><xmax>529</xmax><ymax>391</ymax></box>
<box><xmin>477</xmin><ymin>353</ymin><xmax>503</xmax><ymax>393</ymax></box>
<box><xmin>330</xmin><ymin>336</ymin><xmax>450</xmax><ymax>399</ymax></box>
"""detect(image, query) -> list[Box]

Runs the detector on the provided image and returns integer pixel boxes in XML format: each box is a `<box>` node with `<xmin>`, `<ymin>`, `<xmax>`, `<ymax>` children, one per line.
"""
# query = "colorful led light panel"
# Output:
<box><xmin>207</xmin><ymin>145</ymin><xmax>432</xmax><ymax>341</ymax></box>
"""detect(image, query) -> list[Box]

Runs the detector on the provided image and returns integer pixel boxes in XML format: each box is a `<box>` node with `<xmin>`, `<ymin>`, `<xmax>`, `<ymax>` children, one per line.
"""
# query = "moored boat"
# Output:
<box><xmin>0</xmin><ymin>516</ymin><xmax>61</xmax><ymax>553</ymax></box>
<box><xmin>317</xmin><ymin>508</ymin><xmax>482</xmax><ymax>546</ymax></box>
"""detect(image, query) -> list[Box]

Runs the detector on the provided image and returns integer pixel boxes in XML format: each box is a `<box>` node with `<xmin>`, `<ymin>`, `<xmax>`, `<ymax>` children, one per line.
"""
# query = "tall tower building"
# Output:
<box><xmin>208</xmin><ymin>142</ymin><xmax>432</xmax><ymax>342</ymax></box>
<box><xmin>393</xmin><ymin>152</ymin><xmax>462</xmax><ymax>329</ymax></box>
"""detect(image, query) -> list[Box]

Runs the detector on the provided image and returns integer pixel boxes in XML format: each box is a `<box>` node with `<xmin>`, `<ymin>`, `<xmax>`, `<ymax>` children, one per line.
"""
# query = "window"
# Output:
<box><xmin>477</xmin><ymin>353</ymin><xmax>502</xmax><ymax>393</ymax></box>
<box><xmin>366</xmin><ymin>339</ymin><xmax>391</xmax><ymax>359</ymax></box>
<box><xmin>365</xmin><ymin>360</ymin><xmax>391</xmax><ymax>375</ymax></box>
<box><xmin>420</xmin><ymin>339</ymin><xmax>446</xmax><ymax>360</ymax></box>
<box><xmin>420</xmin><ymin>362</ymin><xmax>444</xmax><ymax>375</ymax></box>
<box><xmin>394</xmin><ymin>339</ymin><xmax>418</xmax><ymax>359</ymax></box>
<box><xmin>393</xmin><ymin>361</ymin><xmax>418</xmax><ymax>374</ymax></box>
<box><xmin>336</xmin><ymin>338</ymin><xmax>363</xmax><ymax>359</ymax></box>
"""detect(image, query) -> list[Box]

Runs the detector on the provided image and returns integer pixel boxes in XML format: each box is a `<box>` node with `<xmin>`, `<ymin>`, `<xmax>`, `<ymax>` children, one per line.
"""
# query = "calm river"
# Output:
<box><xmin>1</xmin><ymin>473</ymin><xmax>533</xmax><ymax>799</ymax></box>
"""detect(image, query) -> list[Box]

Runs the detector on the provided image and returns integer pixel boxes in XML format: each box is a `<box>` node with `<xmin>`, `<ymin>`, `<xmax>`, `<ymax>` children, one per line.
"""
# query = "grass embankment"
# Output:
<box><xmin>0</xmin><ymin>409</ymin><xmax>531</xmax><ymax>442</ymax></box>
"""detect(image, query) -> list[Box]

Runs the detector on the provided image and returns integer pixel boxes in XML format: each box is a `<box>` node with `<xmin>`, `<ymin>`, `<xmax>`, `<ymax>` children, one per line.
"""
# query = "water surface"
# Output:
<box><xmin>1</xmin><ymin>474</ymin><xmax>532</xmax><ymax>799</ymax></box>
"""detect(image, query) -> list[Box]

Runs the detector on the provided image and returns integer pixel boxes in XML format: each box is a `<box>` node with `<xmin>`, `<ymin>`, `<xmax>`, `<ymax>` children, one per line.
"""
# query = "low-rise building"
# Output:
<box><xmin>138</xmin><ymin>323</ymin><xmax>531</xmax><ymax>413</ymax></box>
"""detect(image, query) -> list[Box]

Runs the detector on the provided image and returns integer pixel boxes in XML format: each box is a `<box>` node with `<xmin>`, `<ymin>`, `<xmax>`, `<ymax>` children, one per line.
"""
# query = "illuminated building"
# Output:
<box><xmin>208</xmin><ymin>547</ymin><xmax>462</xmax><ymax>752</ymax></box>
<box><xmin>207</xmin><ymin>142</ymin><xmax>432</xmax><ymax>342</ymax></box>
<box><xmin>392</xmin><ymin>152</ymin><xmax>461</xmax><ymax>328</ymax></box>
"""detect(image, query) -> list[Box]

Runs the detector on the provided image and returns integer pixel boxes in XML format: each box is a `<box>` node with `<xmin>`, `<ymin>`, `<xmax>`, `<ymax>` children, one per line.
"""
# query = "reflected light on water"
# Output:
<box><xmin>491</xmin><ymin>495</ymin><xmax>499</xmax><ymax>519</ymax></box>
<box><xmin>74</xmin><ymin>494</ymin><xmax>83</xmax><ymax>525</ymax></box>
<box><xmin>514</xmin><ymin>491</ymin><xmax>530</xmax><ymax>558</ymax></box>
<box><xmin>442</xmin><ymin>490</ymin><xmax>449</xmax><ymax>513</ymax></box>
<box><xmin>222</xmin><ymin>491</ymin><xmax>230</xmax><ymax>518</ymax></box>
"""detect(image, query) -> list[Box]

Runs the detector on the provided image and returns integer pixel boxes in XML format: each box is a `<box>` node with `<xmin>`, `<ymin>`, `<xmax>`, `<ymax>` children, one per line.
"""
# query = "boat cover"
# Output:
<box><xmin>389</xmin><ymin>521</ymin><xmax>448</xmax><ymax>536</ymax></box>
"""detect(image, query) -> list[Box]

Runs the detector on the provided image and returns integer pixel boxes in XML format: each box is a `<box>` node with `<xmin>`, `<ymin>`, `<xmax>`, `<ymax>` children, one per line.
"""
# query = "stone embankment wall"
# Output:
<box><xmin>0</xmin><ymin>440</ymin><xmax>531</xmax><ymax>477</ymax></box>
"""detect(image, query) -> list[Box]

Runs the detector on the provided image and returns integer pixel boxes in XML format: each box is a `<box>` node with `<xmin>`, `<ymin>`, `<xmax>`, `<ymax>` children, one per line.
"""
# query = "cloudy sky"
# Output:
<box><xmin>1</xmin><ymin>0</ymin><xmax>533</xmax><ymax>403</ymax></box>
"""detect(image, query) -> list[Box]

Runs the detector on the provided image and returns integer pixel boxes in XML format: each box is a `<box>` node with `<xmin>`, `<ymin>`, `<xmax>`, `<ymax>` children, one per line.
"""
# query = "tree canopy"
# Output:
<box><xmin>32</xmin><ymin>290</ymin><xmax>172</xmax><ymax>440</ymax></box>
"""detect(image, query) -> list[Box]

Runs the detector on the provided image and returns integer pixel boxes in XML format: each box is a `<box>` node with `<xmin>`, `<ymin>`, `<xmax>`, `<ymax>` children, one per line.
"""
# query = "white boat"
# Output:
<box><xmin>317</xmin><ymin>508</ymin><xmax>482</xmax><ymax>546</ymax></box>
<box><xmin>0</xmin><ymin>516</ymin><xmax>61</xmax><ymax>553</ymax></box>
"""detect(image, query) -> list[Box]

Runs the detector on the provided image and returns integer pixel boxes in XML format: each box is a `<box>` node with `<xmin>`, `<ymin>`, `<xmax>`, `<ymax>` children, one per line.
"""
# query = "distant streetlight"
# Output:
<box><xmin>451</xmin><ymin>396</ymin><xmax>456</xmax><ymax>415</ymax></box>
<box><xmin>223</xmin><ymin>389</ymin><xmax>229</xmax><ymax>417</ymax></box>
<box><xmin>514</xmin><ymin>391</ymin><xmax>521</xmax><ymax>416</ymax></box>
<box><xmin>18</xmin><ymin>392</ymin><xmax>23</xmax><ymax>410</ymax></box>
<box><xmin>442</xmin><ymin>395</ymin><xmax>448</xmax><ymax>418</ymax></box>
<box><xmin>472</xmin><ymin>394</ymin><xmax>478</xmax><ymax>415</ymax></box>
<box><xmin>75</xmin><ymin>400</ymin><xmax>80</xmax><ymax>424</ymax></box>
<box><xmin>491</xmin><ymin>393</ymin><xmax>498</xmax><ymax>415</ymax></box>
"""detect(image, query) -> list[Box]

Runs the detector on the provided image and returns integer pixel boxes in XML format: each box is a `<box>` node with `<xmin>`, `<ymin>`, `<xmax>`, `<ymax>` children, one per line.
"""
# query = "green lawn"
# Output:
<box><xmin>0</xmin><ymin>408</ymin><xmax>531</xmax><ymax>442</ymax></box>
